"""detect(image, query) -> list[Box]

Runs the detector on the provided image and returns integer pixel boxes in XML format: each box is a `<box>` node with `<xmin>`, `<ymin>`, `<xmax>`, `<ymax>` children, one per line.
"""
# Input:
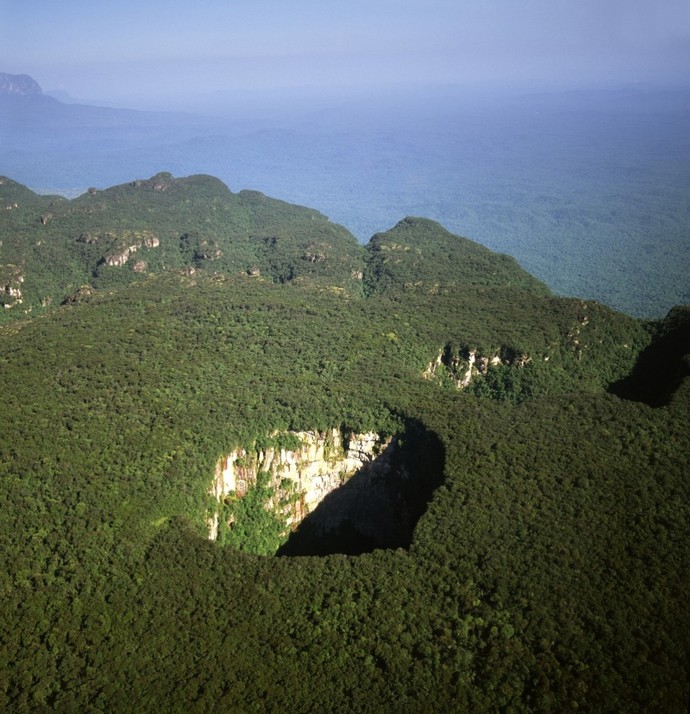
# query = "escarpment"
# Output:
<box><xmin>208</xmin><ymin>423</ymin><xmax>445</xmax><ymax>556</ymax></box>
<box><xmin>208</xmin><ymin>429</ymin><xmax>383</xmax><ymax>541</ymax></box>
<box><xmin>423</xmin><ymin>343</ymin><xmax>530</xmax><ymax>389</ymax></box>
<box><xmin>1</xmin><ymin>264</ymin><xmax>24</xmax><ymax>309</ymax></box>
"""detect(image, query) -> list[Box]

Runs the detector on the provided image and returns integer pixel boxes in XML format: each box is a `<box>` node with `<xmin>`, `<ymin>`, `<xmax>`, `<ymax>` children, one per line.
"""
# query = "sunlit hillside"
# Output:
<box><xmin>1</xmin><ymin>173</ymin><xmax>689</xmax><ymax>712</ymax></box>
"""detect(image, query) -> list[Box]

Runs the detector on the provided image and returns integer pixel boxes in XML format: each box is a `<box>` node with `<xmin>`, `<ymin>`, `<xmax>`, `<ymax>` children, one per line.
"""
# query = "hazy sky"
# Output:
<box><xmin>2</xmin><ymin>0</ymin><xmax>689</xmax><ymax>102</ymax></box>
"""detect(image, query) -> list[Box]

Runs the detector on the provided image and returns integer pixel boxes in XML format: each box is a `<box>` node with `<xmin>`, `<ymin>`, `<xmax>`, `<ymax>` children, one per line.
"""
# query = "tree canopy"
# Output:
<box><xmin>1</xmin><ymin>174</ymin><xmax>688</xmax><ymax>712</ymax></box>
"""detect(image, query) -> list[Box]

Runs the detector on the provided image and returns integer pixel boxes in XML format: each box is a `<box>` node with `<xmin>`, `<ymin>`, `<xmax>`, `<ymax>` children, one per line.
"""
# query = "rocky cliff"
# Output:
<box><xmin>0</xmin><ymin>73</ymin><xmax>42</xmax><ymax>96</ymax></box>
<box><xmin>208</xmin><ymin>423</ymin><xmax>446</xmax><ymax>556</ymax></box>
<box><xmin>1</xmin><ymin>264</ymin><xmax>24</xmax><ymax>309</ymax></box>
<box><xmin>208</xmin><ymin>429</ymin><xmax>388</xmax><ymax>542</ymax></box>
<box><xmin>423</xmin><ymin>343</ymin><xmax>529</xmax><ymax>389</ymax></box>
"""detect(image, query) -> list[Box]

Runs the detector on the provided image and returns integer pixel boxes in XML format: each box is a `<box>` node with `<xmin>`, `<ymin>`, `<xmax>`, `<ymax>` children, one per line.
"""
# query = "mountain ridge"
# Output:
<box><xmin>0</xmin><ymin>72</ymin><xmax>43</xmax><ymax>95</ymax></box>
<box><xmin>0</xmin><ymin>172</ymin><xmax>550</xmax><ymax>320</ymax></box>
<box><xmin>2</xmin><ymin>74</ymin><xmax>688</xmax><ymax>317</ymax></box>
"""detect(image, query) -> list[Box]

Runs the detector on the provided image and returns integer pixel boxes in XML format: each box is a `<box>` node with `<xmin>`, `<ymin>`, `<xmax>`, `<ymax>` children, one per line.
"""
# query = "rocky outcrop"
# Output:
<box><xmin>208</xmin><ymin>429</ymin><xmax>388</xmax><ymax>541</ymax></box>
<box><xmin>61</xmin><ymin>284</ymin><xmax>96</xmax><ymax>305</ymax></box>
<box><xmin>130</xmin><ymin>172</ymin><xmax>175</xmax><ymax>191</ymax></box>
<box><xmin>77</xmin><ymin>232</ymin><xmax>100</xmax><ymax>244</ymax></box>
<box><xmin>179</xmin><ymin>233</ymin><xmax>222</xmax><ymax>264</ymax></box>
<box><xmin>208</xmin><ymin>423</ymin><xmax>447</xmax><ymax>557</ymax></box>
<box><xmin>93</xmin><ymin>230</ymin><xmax>160</xmax><ymax>267</ymax></box>
<box><xmin>423</xmin><ymin>343</ymin><xmax>529</xmax><ymax>389</ymax></box>
<box><xmin>1</xmin><ymin>265</ymin><xmax>24</xmax><ymax>309</ymax></box>
<box><xmin>303</xmin><ymin>242</ymin><xmax>328</xmax><ymax>263</ymax></box>
<box><xmin>566</xmin><ymin>302</ymin><xmax>592</xmax><ymax>361</ymax></box>
<box><xmin>0</xmin><ymin>73</ymin><xmax>42</xmax><ymax>96</ymax></box>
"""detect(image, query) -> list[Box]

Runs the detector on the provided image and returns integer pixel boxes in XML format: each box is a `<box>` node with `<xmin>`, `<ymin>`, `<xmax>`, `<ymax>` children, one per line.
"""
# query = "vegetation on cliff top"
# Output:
<box><xmin>0</xmin><ymin>173</ymin><xmax>688</xmax><ymax>712</ymax></box>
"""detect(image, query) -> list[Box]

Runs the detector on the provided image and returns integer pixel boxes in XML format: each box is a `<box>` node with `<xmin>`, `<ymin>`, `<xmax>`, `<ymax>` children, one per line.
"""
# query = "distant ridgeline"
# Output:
<box><xmin>0</xmin><ymin>72</ymin><xmax>43</xmax><ymax>96</ymax></box>
<box><xmin>1</xmin><ymin>172</ymin><xmax>689</xmax><ymax>711</ymax></box>
<box><xmin>3</xmin><ymin>71</ymin><xmax>690</xmax><ymax>318</ymax></box>
<box><xmin>0</xmin><ymin>172</ymin><xmax>548</xmax><ymax>317</ymax></box>
<box><xmin>0</xmin><ymin>173</ymin><xmax>662</xmax><ymax>397</ymax></box>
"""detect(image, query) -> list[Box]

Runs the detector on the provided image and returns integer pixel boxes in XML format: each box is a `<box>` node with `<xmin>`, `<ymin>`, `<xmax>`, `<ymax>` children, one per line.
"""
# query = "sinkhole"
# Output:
<box><xmin>209</xmin><ymin>420</ymin><xmax>445</xmax><ymax>557</ymax></box>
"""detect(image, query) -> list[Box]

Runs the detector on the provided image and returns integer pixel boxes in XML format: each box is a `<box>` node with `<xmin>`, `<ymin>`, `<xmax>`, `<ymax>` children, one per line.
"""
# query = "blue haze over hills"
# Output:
<box><xmin>1</xmin><ymin>76</ymin><xmax>689</xmax><ymax>317</ymax></box>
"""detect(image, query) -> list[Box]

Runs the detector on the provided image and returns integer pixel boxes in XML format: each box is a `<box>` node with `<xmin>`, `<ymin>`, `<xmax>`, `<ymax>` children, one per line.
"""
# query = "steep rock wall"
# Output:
<box><xmin>423</xmin><ymin>343</ymin><xmax>529</xmax><ymax>389</ymax></box>
<box><xmin>208</xmin><ymin>429</ymin><xmax>388</xmax><ymax>541</ymax></box>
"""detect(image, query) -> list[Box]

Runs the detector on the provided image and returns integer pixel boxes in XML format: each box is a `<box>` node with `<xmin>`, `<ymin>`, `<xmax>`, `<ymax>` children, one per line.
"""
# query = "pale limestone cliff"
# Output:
<box><xmin>1</xmin><ymin>265</ymin><xmax>24</xmax><ymax>309</ymax></box>
<box><xmin>208</xmin><ymin>429</ymin><xmax>388</xmax><ymax>541</ymax></box>
<box><xmin>104</xmin><ymin>235</ymin><xmax>160</xmax><ymax>267</ymax></box>
<box><xmin>88</xmin><ymin>230</ymin><xmax>160</xmax><ymax>268</ymax></box>
<box><xmin>423</xmin><ymin>344</ymin><xmax>528</xmax><ymax>389</ymax></box>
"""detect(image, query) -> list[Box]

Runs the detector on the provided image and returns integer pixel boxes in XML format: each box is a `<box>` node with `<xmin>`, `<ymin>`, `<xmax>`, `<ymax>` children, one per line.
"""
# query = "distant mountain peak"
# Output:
<box><xmin>0</xmin><ymin>72</ymin><xmax>43</xmax><ymax>96</ymax></box>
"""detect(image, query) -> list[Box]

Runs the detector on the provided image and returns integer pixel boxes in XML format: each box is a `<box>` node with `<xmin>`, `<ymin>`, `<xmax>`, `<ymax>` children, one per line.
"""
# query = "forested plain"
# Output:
<box><xmin>0</xmin><ymin>174</ymin><xmax>689</xmax><ymax>712</ymax></box>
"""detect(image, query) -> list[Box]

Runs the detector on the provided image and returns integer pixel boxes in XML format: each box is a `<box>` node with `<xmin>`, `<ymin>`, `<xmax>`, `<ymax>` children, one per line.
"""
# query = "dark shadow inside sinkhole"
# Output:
<box><xmin>277</xmin><ymin>421</ymin><xmax>445</xmax><ymax>557</ymax></box>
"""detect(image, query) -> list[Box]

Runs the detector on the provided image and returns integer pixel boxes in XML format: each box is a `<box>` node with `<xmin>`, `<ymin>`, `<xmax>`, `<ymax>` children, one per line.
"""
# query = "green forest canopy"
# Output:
<box><xmin>1</xmin><ymin>173</ymin><xmax>689</xmax><ymax>711</ymax></box>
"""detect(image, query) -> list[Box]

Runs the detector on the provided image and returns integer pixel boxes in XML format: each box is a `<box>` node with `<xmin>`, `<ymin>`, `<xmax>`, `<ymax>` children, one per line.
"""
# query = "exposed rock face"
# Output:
<box><xmin>0</xmin><ymin>73</ymin><xmax>42</xmax><ymax>96</ymax></box>
<box><xmin>423</xmin><ymin>343</ymin><xmax>528</xmax><ymax>389</ymax></box>
<box><xmin>130</xmin><ymin>172</ymin><xmax>174</xmax><ymax>191</ymax></box>
<box><xmin>105</xmin><ymin>247</ymin><xmax>138</xmax><ymax>267</ymax></box>
<box><xmin>566</xmin><ymin>303</ymin><xmax>592</xmax><ymax>360</ymax></box>
<box><xmin>95</xmin><ymin>230</ymin><xmax>160</xmax><ymax>267</ymax></box>
<box><xmin>61</xmin><ymin>284</ymin><xmax>96</xmax><ymax>305</ymax></box>
<box><xmin>208</xmin><ymin>429</ymin><xmax>387</xmax><ymax>541</ymax></box>
<box><xmin>179</xmin><ymin>232</ymin><xmax>222</xmax><ymax>264</ymax></box>
<box><xmin>208</xmin><ymin>423</ymin><xmax>446</xmax><ymax>556</ymax></box>
<box><xmin>1</xmin><ymin>265</ymin><xmax>24</xmax><ymax>309</ymax></box>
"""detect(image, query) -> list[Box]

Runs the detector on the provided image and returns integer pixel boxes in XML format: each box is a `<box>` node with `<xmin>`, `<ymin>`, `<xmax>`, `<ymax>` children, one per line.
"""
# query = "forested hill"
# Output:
<box><xmin>364</xmin><ymin>216</ymin><xmax>549</xmax><ymax>296</ymax></box>
<box><xmin>0</xmin><ymin>173</ymin><xmax>364</xmax><ymax>315</ymax></box>
<box><xmin>0</xmin><ymin>172</ymin><xmax>551</xmax><ymax>321</ymax></box>
<box><xmin>1</xmin><ymin>171</ymin><xmax>690</xmax><ymax>711</ymax></box>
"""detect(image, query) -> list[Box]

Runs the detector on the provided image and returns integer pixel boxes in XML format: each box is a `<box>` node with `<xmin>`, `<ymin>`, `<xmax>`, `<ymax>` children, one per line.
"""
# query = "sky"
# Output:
<box><xmin>1</xmin><ymin>0</ymin><xmax>689</xmax><ymax>104</ymax></box>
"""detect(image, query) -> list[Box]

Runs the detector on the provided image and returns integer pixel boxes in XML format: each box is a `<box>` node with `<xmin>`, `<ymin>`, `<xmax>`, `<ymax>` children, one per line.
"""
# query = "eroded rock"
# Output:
<box><xmin>208</xmin><ymin>423</ymin><xmax>445</xmax><ymax>556</ymax></box>
<box><xmin>423</xmin><ymin>343</ymin><xmax>529</xmax><ymax>389</ymax></box>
